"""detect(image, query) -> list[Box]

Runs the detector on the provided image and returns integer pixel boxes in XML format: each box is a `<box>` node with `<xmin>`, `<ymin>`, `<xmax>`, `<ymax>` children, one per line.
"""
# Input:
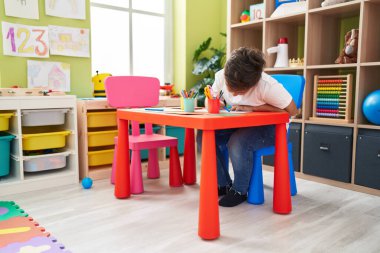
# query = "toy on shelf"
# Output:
<box><xmin>250</xmin><ymin>3</ymin><xmax>264</xmax><ymax>20</ymax></box>
<box><xmin>362</xmin><ymin>90</ymin><xmax>380</xmax><ymax>125</ymax></box>
<box><xmin>310</xmin><ymin>74</ymin><xmax>353</xmax><ymax>123</ymax></box>
<box><xmin>289</xmin><ymin>58</ymin><xmax>304</xmax><ymax>67</ymax></box>
<box><xmin>160</xmin><ymin>83</ymin><xmax>174</xmax><ymax>96</ymax></box>
<box><xmin>271</xmin><ymin>0</ymin><xmax>306</xmax><ymax>18</ymax></box>
<box><xmin>267</xmin><ymin>37</ymin><xmax>289</xmax><ymax>68</ymax></box>
<box><xmin>92</xmin><ymin>71</ymin><xmax>112</xmax><ymax>97</ymax></box>
<box><xmin>335</xmin><ymin>29</ymin><xmax>359</xmax><ymax>64</ymax></box>
<box><xmin>0</xmin><ymin>88</ymin><xmax>65</xmax><ymax>96</ymax></box>
<box><xmin>240</xmin><ymin>10</ymin><xmax>250</xmax><ymax>23</ymax></box>
<box><xmin>321</xmin><ymin>0</ymin><xmax>353</xmax><ymax>7</ymax></box>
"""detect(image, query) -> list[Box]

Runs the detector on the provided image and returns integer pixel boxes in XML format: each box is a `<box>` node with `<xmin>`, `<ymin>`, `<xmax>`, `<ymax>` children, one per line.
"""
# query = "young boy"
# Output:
<box><xmin>197</xmin><ymin>47</ymin><xmax>298</xmax><ymax>207</ymax></box>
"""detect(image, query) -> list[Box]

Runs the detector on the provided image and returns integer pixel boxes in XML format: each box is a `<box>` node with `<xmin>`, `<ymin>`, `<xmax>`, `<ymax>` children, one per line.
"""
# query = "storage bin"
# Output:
<box><xmin>88</xmin><ymin>149</ymin><xmax>114</xmax><ymax>166</ymax></box>
<box><xmin>355</xmin><ymin>129</ymin><xmax>380</xmax><ymax>190</ymax></box>
<box><xmin>22</xmin><ymin>131</ymin><xmax>71</xmax><ymax>151</ymax></box>
<box><xmin>0</xmin><ymin>133</ymin><xmax>16</xmax><ymax>177</ymax></box>
<box><xmin>165</xmin><ymin>126</ymin><xmax>185</xmax><ymax>156</ymax></box>
<box><xmin>21</xmin><ymin>109</ymin><xmax>69</xmax><ymax>126</ymax></box>
<box><xmin>87</xmin><ymin>111</ymin><xmax>117</xmax><ymax>128</ymax></box>
<box><xmin>23</xmin><ymin>151</ymin><xmax>70</xmax><ymax>172</ymax></box>
<box><xmin>303</xmin><ymin>124</ymin><xmax>353</xmax><ymax>183</ymax></box>
<box><xmin>263</xmin><ymin>123</ymin><xmax>301</xmax><ymax>172</ymax></box>
<box><xmin>0</xmin><ymin>113</ymin><xmax>13</xmax><ymax>131</ymax></box>
<box><xmin>88</xmin><ymin>130</ymin><xmax>118</xmax><ymax>147</ymax></box>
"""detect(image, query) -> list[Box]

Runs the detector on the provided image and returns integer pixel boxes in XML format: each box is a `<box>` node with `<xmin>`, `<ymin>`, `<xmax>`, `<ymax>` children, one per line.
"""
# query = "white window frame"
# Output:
<box><xmin>90</xmin><ymin>0</ymin><xmax>173</xmax><ymax>84</ymax></box>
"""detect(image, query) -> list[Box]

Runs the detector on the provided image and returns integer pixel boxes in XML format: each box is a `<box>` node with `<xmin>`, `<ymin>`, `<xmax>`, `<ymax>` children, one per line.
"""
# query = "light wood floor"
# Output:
<box><xmin>3</xmin><ymin>166</ymin><xmax>380</xmax><ymax>253</ymax></box>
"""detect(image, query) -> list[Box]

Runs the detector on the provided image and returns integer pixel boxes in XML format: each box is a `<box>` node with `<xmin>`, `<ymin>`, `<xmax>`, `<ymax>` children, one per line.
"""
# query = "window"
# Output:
<box><xmin>90</xmin><ymin>0</ymin><xmax>172</xmax><ymax>85</ymax></box>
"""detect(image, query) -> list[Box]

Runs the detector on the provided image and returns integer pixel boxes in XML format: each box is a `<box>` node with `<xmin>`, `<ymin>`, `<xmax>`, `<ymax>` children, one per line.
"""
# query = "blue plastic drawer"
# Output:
<box><xmin>0</xmin><ymin>133</ymin><xmax>16</xmax><ymax>177</ymax></box>
<box><xmin>165</xmin><ymin>126</ymin><xmax>185</xmax><ymax>156</ymax></box>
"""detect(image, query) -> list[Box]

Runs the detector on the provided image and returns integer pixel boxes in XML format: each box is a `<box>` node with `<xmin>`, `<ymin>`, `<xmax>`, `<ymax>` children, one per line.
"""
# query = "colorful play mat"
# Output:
<box><xmin>0</xmin><ymin>201</ymin><xmax>70</xmax><ymax>253</ymax></box>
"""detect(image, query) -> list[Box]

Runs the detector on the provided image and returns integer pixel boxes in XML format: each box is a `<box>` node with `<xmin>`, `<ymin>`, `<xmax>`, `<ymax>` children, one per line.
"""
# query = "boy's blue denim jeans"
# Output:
<box><xmin>197</xmin><ymin>125</ymin><xmax>275</xmax><ymax>195</ymax></box>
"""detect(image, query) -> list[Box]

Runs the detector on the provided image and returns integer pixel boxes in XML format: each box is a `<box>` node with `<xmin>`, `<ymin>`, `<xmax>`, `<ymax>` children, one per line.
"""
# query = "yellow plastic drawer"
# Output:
<box><xmin>88</xmin><ymin>130</ymin><xmax>118</xmax><ymax>147</ymax></box>
<box><xmin>0</xmin><ymin>113</ymin><xmax>13</xmax><ymax>131</ymax></box>
<box><xmin>22</xmin><ymin>131</ymin><xmax>70</xmax><ymax>151</ymax></box>
<box><xmin>87</xmin><ymin>111</ymin><xmax>117</xmax><ymax>128</ymax></box>
<box><xmin>88</xmin><ymin>149</ymin><xmax>114</xmax><ymax>166</ymax></box>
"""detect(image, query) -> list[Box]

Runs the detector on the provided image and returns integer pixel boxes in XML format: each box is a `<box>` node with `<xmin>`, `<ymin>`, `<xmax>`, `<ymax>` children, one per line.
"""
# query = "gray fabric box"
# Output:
<box><xmin>355</xmin><ymin>129</ymin><xmax>380</xmax><ymax>190</ymax></box>
<box><xmin>303</xmin><ymin>124</ymin><xmax>353</xmax><ymax>183</ymax></box>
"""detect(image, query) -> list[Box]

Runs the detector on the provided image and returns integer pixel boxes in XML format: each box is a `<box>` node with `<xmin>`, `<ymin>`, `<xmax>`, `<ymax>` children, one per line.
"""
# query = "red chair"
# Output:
<box><xmin>105</xmin><ymin>76</ymin><xmax>183</xmax><ymax>194</ymax></box>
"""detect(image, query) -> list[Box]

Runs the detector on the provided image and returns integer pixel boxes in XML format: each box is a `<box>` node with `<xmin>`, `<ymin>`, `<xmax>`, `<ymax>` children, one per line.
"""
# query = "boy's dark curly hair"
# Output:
<box><xmin>224</xmin><ymin>47</ymin><xmax>265</xmax><ymax>92</ymax></box>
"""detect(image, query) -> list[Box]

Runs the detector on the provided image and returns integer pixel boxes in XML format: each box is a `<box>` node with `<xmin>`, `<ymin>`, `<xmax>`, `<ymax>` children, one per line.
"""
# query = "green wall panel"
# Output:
<box><xmin>0</xmin><ymin>0</ymin><xmax>92</xmax><ymax>97</ymax></box>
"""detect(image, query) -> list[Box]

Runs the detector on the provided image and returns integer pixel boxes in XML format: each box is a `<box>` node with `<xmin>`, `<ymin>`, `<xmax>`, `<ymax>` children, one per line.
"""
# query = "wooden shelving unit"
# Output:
<box><xmin>227</xmin><ymin>0</ymin><xmax>380</xmax><ymax>195</ymax></box>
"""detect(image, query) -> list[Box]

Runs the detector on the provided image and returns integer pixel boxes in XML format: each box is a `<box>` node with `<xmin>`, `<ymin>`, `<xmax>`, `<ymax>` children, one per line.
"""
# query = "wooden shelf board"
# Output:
<box><xmin>88</xmin><ymin>165</ymin><xmax>112</xmax><ymax>180</ymax></box>
<box><xmin>266</xmin><ymin>12</ymin><xmax>305</xmax><ymax>24</ymax></box>
<box><xmin>265</xmin><ymin>66</ymin><xmax>304</xmax><ymax>72</ymax></box>
<box><xmin>309</xmin><ymin>0</ymin><xmax>361</xmax><ymax>17</ymax></box>
<box><xmin>357</xmin><ymin>124</ymin><xmax>380</xmax><ymax>130</ymax></box>
<box><xmin>231</xmin><ymin>20</ymin><xmax>263</xmax><ymax>30</ymax></box>
<box><xmin>305</xmin><ymin>119</ymin><xmax>355</xmax><ymax>127</ymax></box>
<box><xmin>360</xmin><ymin>62</ymin><xmax>380</xmax><ymax>67</ymax></box>
<box><xmin>307</xmin><ymin>63</ymin><xmax>358</xmax><ymax>69</ymax></box>
<box><xmin>291</xmin><ymin>118</ymin><xmax>303</xmax><ymax>123</ymax></box>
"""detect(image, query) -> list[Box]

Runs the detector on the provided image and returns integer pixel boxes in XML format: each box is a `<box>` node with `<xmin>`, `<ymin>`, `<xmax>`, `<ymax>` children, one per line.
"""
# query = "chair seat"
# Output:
<box><xmin>127</xmin><ymin>134</ymin><xmax>178</xmax><ymax>150</ymax></box>
<box><xmin>255</xmin><ymin>143</ymin><xmax>293</xmax><ymax>157</ymax></box>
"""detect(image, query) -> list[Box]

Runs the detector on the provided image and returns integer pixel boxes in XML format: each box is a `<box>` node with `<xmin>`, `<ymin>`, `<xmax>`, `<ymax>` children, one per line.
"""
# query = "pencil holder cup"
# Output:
<box><xmin>180</xmin><ymin>97</ymin><xmax>184</xmax><ymax>110</ymax></box>
<box><xmin>207</xmin><ymin>98</ymin><xmax>220</xmax><ymax>114</ymax></box>
<box><xmin>183</xmin><ymin>98</ymin><xmax>195</xmax><ymax>112</ymax></box>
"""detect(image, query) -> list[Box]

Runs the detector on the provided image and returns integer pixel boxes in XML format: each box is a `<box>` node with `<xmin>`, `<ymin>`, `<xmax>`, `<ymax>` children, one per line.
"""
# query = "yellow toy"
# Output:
<box><xmin>92</xmin><ymin>71</ymin><xmax>111</xmax><ymax>97</ymax></box>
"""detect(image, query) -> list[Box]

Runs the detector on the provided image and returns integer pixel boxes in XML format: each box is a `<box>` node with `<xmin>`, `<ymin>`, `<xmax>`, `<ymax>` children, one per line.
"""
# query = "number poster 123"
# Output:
<box><xmin>2</xmin><ymin>22</ymin><xmax>49</xmax><ymax>58</ymax></box>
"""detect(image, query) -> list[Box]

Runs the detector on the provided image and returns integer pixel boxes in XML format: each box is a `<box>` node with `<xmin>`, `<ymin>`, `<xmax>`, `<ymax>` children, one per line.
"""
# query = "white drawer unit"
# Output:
<box><xmin>0</xmin><ymin>95</ymin><xmax>79</xmax><ymax>195</ymax></box>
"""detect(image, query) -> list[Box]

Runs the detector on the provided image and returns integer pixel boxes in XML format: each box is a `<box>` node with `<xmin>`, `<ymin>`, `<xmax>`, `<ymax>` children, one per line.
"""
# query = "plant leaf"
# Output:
<box><xmin>193</xmin><ymin>37</ymin><xmax>212</xmax><ymax>62</ymax></box>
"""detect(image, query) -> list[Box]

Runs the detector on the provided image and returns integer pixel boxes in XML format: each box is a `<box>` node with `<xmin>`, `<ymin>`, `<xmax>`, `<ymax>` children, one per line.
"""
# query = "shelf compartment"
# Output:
<box><xmin>87</xmin><ymin>130</ymin><xmax>118</xmax><ymax>147</ymax></box>
<box><xmin>307</xmin><ymin>63</ymin><xmax>358</xmax><ymax>69</ymax></box>
<box><xmin>21</xmin><ymin>109</ymin><xmax>69</xmax><ymax>127</ymax></box>
<box><xmin>360</xmin><ymin>1</ymin><xmax>380</xmax><ymax>63</ymax></box>
<box><xmin>230</xmin><ymin>25</ymin><xmax>263</xmax><ymax>53</ymax></box>
<box><xmin>356</xmin><ymin>66</ymin><xmax>380</xmax><ymax>125</ymax></box>
<box><xmin>88</xmin><ymin>149</ymin><xmax>114</xmax><ymax>167</ymax></box>
<box><xmin>230</xmin><ymin>0</ymin><xmax>264</xmax><ymax>26</ymax></box>
<box><xmin>305</xmin><ymin>67</ymin><xmax>357</xmax><ymax>122</ymax></box>
<box><xmin>87</xmin><ymin>111</ymin><xmax>117</xmax><ymax>128</ymax></box>
<box><xmin>307</xmin><ymin>8</ymin><xmax>360</xmax><ymax>65</ymax></box>
<box><xmin>265</xmin><ymin>15</ymin><xmax>305</xmax><ymax>68</ymax></box>
<box><xmin>266</xmin><ymin>0</ymin><xmax>306</xmax><ymax>19</ymax></box>
<box><xmin>23</xmin><ymin>151</ymin><xmax>70</xmax><ymax>173</ymax></box>
<box><xmin>266</xmin><ymin>13</ymin><xmax>305</xmax><ymax>24</ymax></box>
<box><xmin>22</xmin><ymin>130</ymin><xmax>71</xmax><ymax>151</ymax></box>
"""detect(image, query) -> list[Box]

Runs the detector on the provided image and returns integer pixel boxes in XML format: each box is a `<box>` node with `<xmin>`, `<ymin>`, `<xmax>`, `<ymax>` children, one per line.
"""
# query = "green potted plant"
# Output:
<box><xmin>192</xmin><ymin>33</ymin><xmax>226</xmax><ymax>106</ymax></box>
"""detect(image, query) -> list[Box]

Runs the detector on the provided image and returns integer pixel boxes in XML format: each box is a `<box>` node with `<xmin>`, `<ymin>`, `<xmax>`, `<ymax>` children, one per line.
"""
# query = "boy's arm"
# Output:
<box><xmin>231</xmin><ymin>100</ymin><xmax>298</xmax><ymax>116</ymax></box>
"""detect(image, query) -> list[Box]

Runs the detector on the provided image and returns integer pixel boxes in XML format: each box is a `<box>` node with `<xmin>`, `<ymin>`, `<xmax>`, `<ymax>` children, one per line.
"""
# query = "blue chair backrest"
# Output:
<box><xmin>271</xmin><ymin>74</ymin><xmax>305</xmax><ymax>109</ymax></box>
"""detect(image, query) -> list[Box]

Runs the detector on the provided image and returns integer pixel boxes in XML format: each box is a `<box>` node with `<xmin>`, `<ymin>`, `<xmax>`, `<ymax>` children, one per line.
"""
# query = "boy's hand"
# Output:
<box><xmin>231</xmin><ymin>105</ymin><xmax>254</xmax><ymax>111</ymax></box>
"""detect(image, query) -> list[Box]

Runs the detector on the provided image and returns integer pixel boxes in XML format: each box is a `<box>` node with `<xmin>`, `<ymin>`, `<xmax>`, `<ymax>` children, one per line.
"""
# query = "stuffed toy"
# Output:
<box><xmin>321</xmin><ymin>0</ymin><xmax>353</xmax><ymax>7</ymax></box>
<box><xmin>335</xmin><ymin>29</ymin><xmax>359</xmax><ymax>64</ymax></box>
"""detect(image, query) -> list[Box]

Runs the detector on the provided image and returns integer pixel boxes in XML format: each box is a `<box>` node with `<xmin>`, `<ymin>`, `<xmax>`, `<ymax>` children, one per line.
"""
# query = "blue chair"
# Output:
<box><xmin>247</xmin><ymin>74</ymin><xmax>305</xmax><ymax>205</ymax></box>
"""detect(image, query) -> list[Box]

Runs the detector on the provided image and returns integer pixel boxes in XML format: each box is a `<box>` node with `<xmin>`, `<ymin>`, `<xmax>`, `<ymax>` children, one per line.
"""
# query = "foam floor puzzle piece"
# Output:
<box><xmin>0</xmin><ymin>201</ymin><xmax>28</xmax><ymax>221</ymax></box>
<box><xmin>0</xmin><ymin>216</ymin><xmax>49</xmax><ymax>247</ymax></box>
<box><xmin>0</xmin><ymin>236</ymin><xmax>71</xmax><ymax>253</ymax></box>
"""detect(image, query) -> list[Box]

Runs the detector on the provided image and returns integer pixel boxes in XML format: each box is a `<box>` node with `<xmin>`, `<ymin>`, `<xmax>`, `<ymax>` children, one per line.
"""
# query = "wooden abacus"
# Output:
<box><xmin>310</xmin><ymin>74</ymin><xmax>353</xmax><ymax>123</ymax></box>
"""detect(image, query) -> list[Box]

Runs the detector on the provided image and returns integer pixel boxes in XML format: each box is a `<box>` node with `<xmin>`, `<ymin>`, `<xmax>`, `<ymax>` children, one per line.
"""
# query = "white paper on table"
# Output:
<box><xmin>4</xmin><ymin>0</ymin><xmax>39</xmax><ymax>19</ymax></box>
<box><xmin>27</xmin><ymin>60</ymin><xmax>71</xmax><ymax>92</ymax></box>
<box><xmin>45</xmin><ymin>0</ymin><xmax>86</xmax><ymax>20</ymax></box>
<box><xmin>49</xmin><ymin>25</ymin><xmax>90</xmax><ymax>58</ymax></box>
<box><xmin>2</xmin><ymin>22</ymin><xmax>49</xmax><ymax>58</ymax></box>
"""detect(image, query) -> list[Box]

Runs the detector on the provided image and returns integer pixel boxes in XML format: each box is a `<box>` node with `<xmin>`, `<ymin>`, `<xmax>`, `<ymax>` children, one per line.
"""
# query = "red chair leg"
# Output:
<box><xmin>169</xmin><ymin>146</ymin><xmax>183</xmax><ymax>187</ymax></box>
<box><xmin>183</xmin><ymin>128</ymin><xmax>196</xmax><ymax>185</ymax></box>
